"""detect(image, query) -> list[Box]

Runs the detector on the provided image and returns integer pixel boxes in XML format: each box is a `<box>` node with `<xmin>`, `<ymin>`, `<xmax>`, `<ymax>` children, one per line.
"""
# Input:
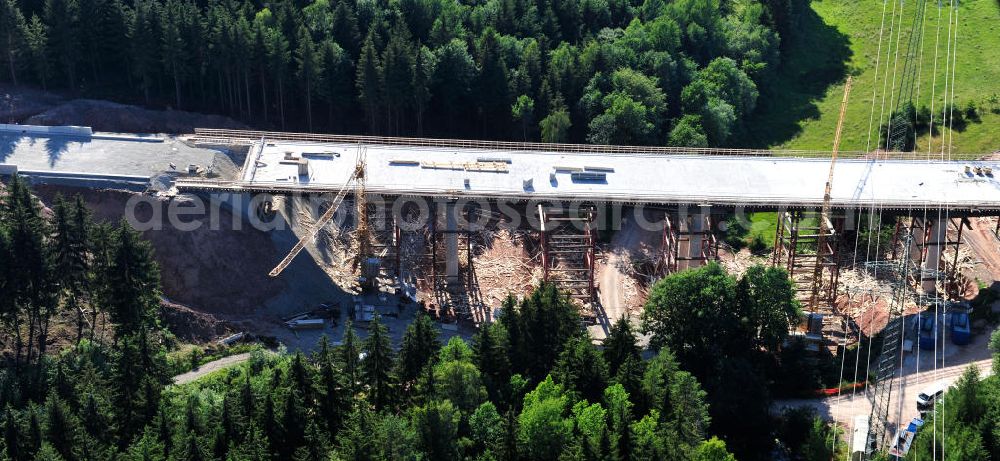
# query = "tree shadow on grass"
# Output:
<box><xmin>737</xmin><ymin>0</ymin><xmax>853</xmax><ymax>148</ymax></box>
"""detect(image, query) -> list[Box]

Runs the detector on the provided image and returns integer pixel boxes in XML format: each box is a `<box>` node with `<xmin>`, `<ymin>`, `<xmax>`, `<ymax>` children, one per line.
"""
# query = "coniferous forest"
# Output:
<box><xmin>0</xmin><ymin>175</ymin><xmax>850</xmax><ymax>461</ymax></box>
<box><xmin>1</xmin><ymin>0</ymin><xmax>791</xmax><ymax>145</ymax></box>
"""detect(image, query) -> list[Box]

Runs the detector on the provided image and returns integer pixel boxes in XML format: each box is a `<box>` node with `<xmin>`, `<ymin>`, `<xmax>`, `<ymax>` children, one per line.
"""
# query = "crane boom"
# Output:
<box><xmin>268</xmin><ymin>149</ymin><xmax>366</xmax><ymax>277</ymax></box>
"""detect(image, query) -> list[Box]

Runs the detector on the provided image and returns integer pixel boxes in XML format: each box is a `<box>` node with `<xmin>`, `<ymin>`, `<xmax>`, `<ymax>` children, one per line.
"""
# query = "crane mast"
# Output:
<box><xmin>810</xmin><ymin>76</ymin><xmax>853</xmax><ymax>309</ymax></box>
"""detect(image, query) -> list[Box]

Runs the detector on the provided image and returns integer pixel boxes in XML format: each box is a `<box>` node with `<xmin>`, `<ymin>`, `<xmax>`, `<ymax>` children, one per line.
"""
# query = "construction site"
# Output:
<box><xmin>3</xmin><ymin>112</ymin><xmax>1000</xmax><ymax>455</ymax></box>
<box><xmin>2</xmin><ymin>70</ymin><xmax>1000</xmax><ymax>461</ymax></box>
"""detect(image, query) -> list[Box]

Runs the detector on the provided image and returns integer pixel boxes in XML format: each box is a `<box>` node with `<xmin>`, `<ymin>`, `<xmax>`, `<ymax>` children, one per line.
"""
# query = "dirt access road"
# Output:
<box><xmin>964</xmin><ymin>218</ymin><xmax>1000</xmax><ymax>281</ymax></box>
<box><xmin>172</xmin><ymin>352</ymin><xmax>254</xmax><ymax>385</ymax></box>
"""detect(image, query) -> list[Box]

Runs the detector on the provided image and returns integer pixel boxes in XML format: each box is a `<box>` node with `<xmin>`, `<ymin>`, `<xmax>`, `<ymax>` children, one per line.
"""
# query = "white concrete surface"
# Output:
<box><xmin>1</xmin><ymin>123</ymin><xmax>93</xmax><ymax>137</ymax></box>
<box><xmin>240</xmin><ymin>140</ymin><xmax>1000</xmax><ymax>208</ymax></box>
<box><xmin>1</xmin><ymin>131</ymin><xmax>229</xmax><ymax>179</ymax></box>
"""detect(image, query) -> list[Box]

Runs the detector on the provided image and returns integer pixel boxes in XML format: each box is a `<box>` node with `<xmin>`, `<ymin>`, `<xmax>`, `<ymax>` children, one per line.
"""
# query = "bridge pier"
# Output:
<box><xmin>663</xmin><ymin>206</ymin><xmax>718</xmax><ymax>273</ymax></box>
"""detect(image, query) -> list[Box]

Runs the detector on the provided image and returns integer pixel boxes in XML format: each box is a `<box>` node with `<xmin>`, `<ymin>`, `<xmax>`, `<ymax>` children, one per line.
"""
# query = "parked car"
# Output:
<box><xmin>916</xmin><ymin>381</ymin><xmax>947</xmax><ymax>411</ymax></box>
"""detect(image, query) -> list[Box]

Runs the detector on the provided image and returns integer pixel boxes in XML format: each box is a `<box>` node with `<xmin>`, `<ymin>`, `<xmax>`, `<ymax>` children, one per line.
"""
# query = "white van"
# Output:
<box><xmin>916</xmin><ymin>381</ymin><xmax>948</xmax><ymax>410</ymax></box>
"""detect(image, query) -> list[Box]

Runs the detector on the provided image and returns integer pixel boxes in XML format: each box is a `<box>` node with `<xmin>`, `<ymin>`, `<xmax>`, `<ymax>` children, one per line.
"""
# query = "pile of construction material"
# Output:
<box><xmin>283</xmin><ymin>303</ymin><xmax>340</xmax><ymax>330</ymax></box>
<box><xmin>471</xmin><ymin>229</ymin><xmax>541</xmax><ymax>309</ymax></box>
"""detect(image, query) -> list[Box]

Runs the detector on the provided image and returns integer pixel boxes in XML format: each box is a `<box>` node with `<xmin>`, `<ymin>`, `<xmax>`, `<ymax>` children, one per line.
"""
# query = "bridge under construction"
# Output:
<box><xmin>173</xmin><ymin>129</ymin><xmax>1000</xmax><ymax>315</ymax></box>
<box><xmin>179</xmin><ymin>128</ymin><xmax>1000</xmax><ymax>211</ymax></box>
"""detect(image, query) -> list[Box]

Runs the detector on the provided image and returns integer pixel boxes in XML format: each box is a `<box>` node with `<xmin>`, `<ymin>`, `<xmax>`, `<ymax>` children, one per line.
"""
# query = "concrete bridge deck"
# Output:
<box><xmin>177</xmin><ymin>136</ymin><xmax>1000</xmax><ymax>211</ymax></box>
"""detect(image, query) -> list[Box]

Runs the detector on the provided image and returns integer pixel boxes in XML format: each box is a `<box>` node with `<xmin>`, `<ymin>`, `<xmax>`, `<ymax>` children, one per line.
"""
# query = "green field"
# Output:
<box><xmin>743</xmin><ymin>0</ymin><xmax>1000</xmax><ymax>157</ymax></box>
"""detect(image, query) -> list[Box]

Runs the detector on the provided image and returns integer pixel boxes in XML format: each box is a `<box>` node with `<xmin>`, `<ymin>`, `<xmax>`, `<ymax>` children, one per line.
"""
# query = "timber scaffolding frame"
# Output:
<box><xmin>890</xmin><ymin>215</ymin><xmax>969</xmax><ymax>295</ymax></box>
<box><xmin>426</xmin><ymin>201</ymin><xmax>481</xmax><ymax>319</ymax></box>
<box><xmin>661</xmin><ymin>212</ymin><xmax>719</xmax><ymax>273</ymax></box>
<box><xmin>352</xmin><ymin>196</ymin><xmax>402</xmax><ymax>282</ymax></box>
<box><xmin>773</xmin><ymin>210</ymin><xmax>842</xmax><ymax>311</ymax></box>
<box><xmin>539</xmin><ymin>205</ymin><xmax>597</xmax><ymax>306</ymax></box>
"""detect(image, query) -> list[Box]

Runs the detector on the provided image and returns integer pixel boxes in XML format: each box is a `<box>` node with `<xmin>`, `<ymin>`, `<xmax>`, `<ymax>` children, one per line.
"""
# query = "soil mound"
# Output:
<box><xmin>26</xmin><ymin>99</ymin><xmax>248</xmax><ymax>134</ymax></box>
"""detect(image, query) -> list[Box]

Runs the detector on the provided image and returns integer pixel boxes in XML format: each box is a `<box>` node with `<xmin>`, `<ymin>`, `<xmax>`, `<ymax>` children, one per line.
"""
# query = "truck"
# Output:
<box><xmin>950</xmin><ymin>309</ymin><xmax>972</xmax><ymax>345</ymax></box>
<box><xmin>887</xmin><ymin>418</ymin><xmax>924</xmax><ymax>459</ymax></box>
<box><xmin>915</xmin><ymin>311</ymin><xmax>940</xmax><ymax>350</ymax></box>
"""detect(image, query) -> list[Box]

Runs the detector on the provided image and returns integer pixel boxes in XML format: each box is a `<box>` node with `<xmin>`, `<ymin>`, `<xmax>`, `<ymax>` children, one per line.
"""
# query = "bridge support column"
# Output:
<box><xmin>445</xmin><ymin>201</ymin><xmax>460</xmax><ymax>284</ymax></box>
<box><xmin>673</xmin><ymin>206</ymin><xmax>717</xmax><ymax>272</ymax></box>
<box><xmin>921</xmin><ymin>219</ymin><xmax>944</xmax><ymax>293</ymax></box>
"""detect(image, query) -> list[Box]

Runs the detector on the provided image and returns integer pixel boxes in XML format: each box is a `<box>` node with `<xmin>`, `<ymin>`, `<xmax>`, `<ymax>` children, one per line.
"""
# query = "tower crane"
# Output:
<box><xmin>810</xmin><ymin>76</ymin><xmax>853</xmax><ymax>308</ymax></box>
<box><xmin>268</xmin><ymin>145</ymin><xmax>367</xmax><ymax>277</ymax></box>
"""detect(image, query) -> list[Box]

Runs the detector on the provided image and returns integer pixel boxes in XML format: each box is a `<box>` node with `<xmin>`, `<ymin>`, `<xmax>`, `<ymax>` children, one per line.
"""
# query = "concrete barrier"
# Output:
<box><xmin>0</xmin><ymin>123</ymin><xmax>93</xmax><ymax>137</ymax></box>
<box><xmin>18</xmin><ymin>170</ymin><xmax>150</xmax><ymax>191</ymax></box>
<box><xmin>0</xmin><ymin>164</ymin><xmax>17</xmax><ymax>176</ymax></box>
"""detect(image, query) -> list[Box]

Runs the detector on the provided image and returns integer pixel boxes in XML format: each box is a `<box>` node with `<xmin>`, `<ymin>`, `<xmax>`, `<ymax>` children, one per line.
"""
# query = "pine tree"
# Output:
<box><xmin>362</xmin><ymin>315</ymin><xmax>395</xmax><ymax>411</ymax></box>
<box><xmin>475</xmin><ymin>29</ymin><xmax>510</xmax><ymax>138</ymax></box>
<box><xmin>279</xmin><ymin>390</ymin><xmax>307</xmax><ymax>458</ymax></box>
<box><xmin>128</xmin><ymin>0</ymin><xmax>159</xmax><ymax>103</ymax></box>
<box><xmin>604</xmin><ymin>384</ymin><xmax>634</xmax><ymax>461</ymax></box>
<box><xmin>319</xmin><ymin>39</ymin><xmax>353</xmax><ymax>131</ymax></box>
<box><xmin>159</xmin><ymin>0</ymin><xmax>189</xmax><ymax>109</ymax></box>
<box><xmin>181</xmin><ymin>430</ymin><xmax>206</xmax><ymax>461</ymax></box>
<box><xmin>155</xmin><ymin>404</ymin><xmax>172</xmax><ymax>459</ymax></box>
<box><xmin>239</xmin><ymin>372</ymin><xmax>255</xmax><ymax>427</ymax></box>
<box><xmin>265</xmin><ymin>26</ymin><xmax>291</xmax><ymax>129</ymax></box>
<box><xmin>288</xmin><ymin>351</ymin><xmax>313</xmax><ymax>403</ymax></box>
<box><xmin>51</xmin><ymin>195</ymin><xmax>91</xmax><ymax>344</ymax></box>
<box><xmin>4</xmin><ymin>176</ymin><xmax>54</xmax><ymax>364</ymax></box>
<box><xmin>2</xmin><ymin>407</ymin><xmax>20</xmax><ymax>461</ymax></box>
<box><xmin>261</xmin><ymin>393</ymin><xmax>278</xmax><ymax>454</ymax></box>
<box><xmin>316</xmin><ymin>336</ymin><xmax>349</xmax><ymax>433</ymax></box>
<box><xmin>554</xmin><ymin>333</ymin><xmax>608</xmax><ymax>404</ymax></box>
<box><xmin>330</xmin><ymin>2</ymin><xmax>361</xmax><ymax>56</ymax></box>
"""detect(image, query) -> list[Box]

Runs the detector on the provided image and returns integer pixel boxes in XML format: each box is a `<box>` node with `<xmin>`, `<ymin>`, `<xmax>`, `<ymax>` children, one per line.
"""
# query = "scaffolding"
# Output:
<box><xmin>890</xmin><ymin>216</ymin><xmax>967</xmax><ymax>294</ymax></box>
<box><xmin>426</xmin><ymin>201</ymin><xmax>478</xmax><ymax>318</ymax></box>
<box><xmin>539</xmin><ymin>205</ymin><xmax>596</xmax><ymax>304</ymax></box>
<box><xmin>661</xmin><ymin>212</ymin><xmax>719</xmax><ymax>273</ymax></box>
<box><xmin>772</xmin><ymin>210</ymin><xmax>842</xmax><ymax>311</ymax></box>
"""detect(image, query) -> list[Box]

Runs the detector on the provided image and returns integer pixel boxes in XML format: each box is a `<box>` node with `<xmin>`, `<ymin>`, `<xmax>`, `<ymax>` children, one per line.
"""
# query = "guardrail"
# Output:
<box><xmin>190</xmin><ymin>128</ymin><xmax>988</xmax><ymax>160</ymax></box>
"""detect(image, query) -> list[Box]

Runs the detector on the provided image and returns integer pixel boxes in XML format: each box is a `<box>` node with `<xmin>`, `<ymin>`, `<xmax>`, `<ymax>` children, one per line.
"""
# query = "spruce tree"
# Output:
<box><xmin>603</xmin><ymin>316</ymin><xmax>641</xmax><ymax>378</ymax></box>
<box><xmin>472</xmin><ymin>321</ymin><xmax>510</xmax><ymax>403</ymax></box>
<box><xmin>396</xmin><ymin>312</ymin><xmax>440</xmax><ymax>396</ymax></box>
<box><xmin>1</xmin><ymin>0</ymin><xmax>27</xmax><ymax>85</ymax></box>
<box><xmin>105</xmin><ymin>223</ymin><xmax>160</xmax><ymax>338</ymax></box>
<box><xmin>356</xmin><ymin>31</ymin><xmax>383</xmax><ymax>133</ymax></box>
<box><xmin>339</xmin><ymin>320</ymin><xmax>361</xmax><ymax>395</ymax></box>
<box><xmin>317</xmin><ymin>337</ymin><xmax>349</xmax><ymax>433</ymax></box>
<box><xmin>279</xmin><ymin>390</ymin><xmax>307</xmax><ymax>458</ymax></box>
<box><xmin>362</xmin><ymin>315</ymin><xmax>394</xmax><ymax>411</ymax></box>
<box><xmin>43</xmin><ymin>393</ymin><xmax>78</xmax><ymax>461</ymax></box>
<box><xmin>295</xmin><ymin>26</ymin><xmax>322</xmax><ymax>131</ymax></box>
